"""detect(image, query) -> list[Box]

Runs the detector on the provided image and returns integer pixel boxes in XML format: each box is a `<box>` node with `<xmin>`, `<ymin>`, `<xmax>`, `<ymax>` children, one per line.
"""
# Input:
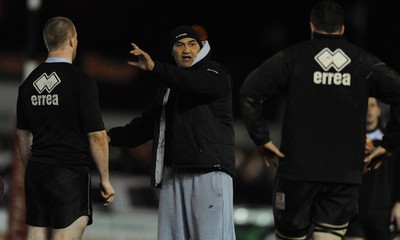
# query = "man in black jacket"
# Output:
<box><xmin>345</xmin><ymin>98</ymin><xmax>400</xmax><ymax>240</ymax></box>
<box><xmin>107</xmin><ymin>25</ymin><xmax>236</xmax><ymax>240</ymax></box>
<box><xmin>240</xmin><ymin>1</ymin><xmax>400</xmax><ymax>239</ymax></box>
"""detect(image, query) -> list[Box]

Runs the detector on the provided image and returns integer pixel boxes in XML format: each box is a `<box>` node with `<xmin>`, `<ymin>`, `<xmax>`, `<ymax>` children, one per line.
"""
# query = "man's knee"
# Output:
<box><xmin>52</xmin><ymin>216</ymin><xmax>89</xmax><ymax>240</ymax></box>
<box><xmin>276</xmin><ymin>231</ymin><xmax>307</xmax><ymax>240</ymax></box>
<box><xmin>313</xmin><ymin>222</ymin><xmax>348</xmax><ymax>240</ymax></box>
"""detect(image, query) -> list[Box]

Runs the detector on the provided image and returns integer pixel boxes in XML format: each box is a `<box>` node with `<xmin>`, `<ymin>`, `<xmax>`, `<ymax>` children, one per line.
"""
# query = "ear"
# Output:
<box><xmin>340</xmin><ymin>25</ymin><xmax>345</xmax><ymax>34</ymax></box>
<box><xmin>69</xmin><ymin>35</ymin><xmax>75</xmax><ymax>48</ymax></box>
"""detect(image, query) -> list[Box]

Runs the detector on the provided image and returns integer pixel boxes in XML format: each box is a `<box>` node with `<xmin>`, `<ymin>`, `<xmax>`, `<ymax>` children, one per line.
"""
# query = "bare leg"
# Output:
<box><xmin>313</xmin><ymin>222</ymin><xmax>348</xmax><ymax>240</ymax></box>
<box><xmin>52</xmin><ymin>216</ymin><xmax>89</xmax><ymax>240</ymax></box>
<box><xmin>26</xmin><ymin>226</ymin><xmax>50</xmax><ymax>240</ymax></box>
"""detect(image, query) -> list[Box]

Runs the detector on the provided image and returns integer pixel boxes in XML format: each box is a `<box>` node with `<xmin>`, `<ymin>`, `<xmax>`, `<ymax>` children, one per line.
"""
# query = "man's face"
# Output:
<box><xmin>171</xmin><ymin>37</ymin><xmax>201</xmax><ymax>68</ymax></box>
<box><xmin>366</xmin><ymin>97</ymin><xmax>381</xmax><ymax>125</ymax></box>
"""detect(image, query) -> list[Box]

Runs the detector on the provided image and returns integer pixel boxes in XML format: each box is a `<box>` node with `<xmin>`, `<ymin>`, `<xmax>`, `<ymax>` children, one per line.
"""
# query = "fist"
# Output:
<box><xmin>363</xmin><ymin>135</ymin><xmax>376</xmax><ymax>174</ymax></box>
<box><xmin>365</xmin><ymin>135</ymin><xmax>374</xmax><ymax>154</ymax></box>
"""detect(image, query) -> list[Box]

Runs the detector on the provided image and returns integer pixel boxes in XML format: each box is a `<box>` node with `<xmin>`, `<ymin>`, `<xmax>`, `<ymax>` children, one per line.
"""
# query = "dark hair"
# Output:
<box><xmin>310</xmin><ymin>0</ymin><xmax>344</xmax><ymax>33</ymax></box>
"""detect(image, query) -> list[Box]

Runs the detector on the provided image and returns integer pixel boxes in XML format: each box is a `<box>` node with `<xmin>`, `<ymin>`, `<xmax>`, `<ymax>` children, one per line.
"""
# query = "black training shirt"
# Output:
<box><xmin>240</xmin><ymin>33</ymin><xmax>400</xmax><ymax>184</ymax></box>
<box><xmin>17</xmin><ymin>59</ymin><xmax>105</xmax><ymax>172</ymax></box>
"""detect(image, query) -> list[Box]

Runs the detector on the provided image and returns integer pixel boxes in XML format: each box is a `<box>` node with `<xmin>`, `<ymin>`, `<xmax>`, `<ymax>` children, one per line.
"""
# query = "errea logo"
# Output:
<box><xmin>31</xmin><ymin>72</ymin><xmax>60</xmax><ymax>106</ymax></box>
<box><xmin>313</xmin><ymin>48</ymin><xmax>351</xmax><ymax>86</ymax></box>
<box><xmin>33</xmin><ymin>72</ymin><xmax>61</xmax><ymax>93</ymax></box>
<box><xmin>315</xmin><ymin>48</ymin><xmax>351</xmax><ymax>71</ymax></box>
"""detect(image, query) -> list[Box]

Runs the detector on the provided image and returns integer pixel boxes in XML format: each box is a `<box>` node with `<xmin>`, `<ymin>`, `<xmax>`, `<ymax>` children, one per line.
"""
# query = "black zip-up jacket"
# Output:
<box><xmin>240</xmin><ymin>33</ymin><xmax>400</xmax><ymax>184</ymax></box>
<box><xmin>358</xmin><ymin>128</ymin><xmax>400</xmax><ymax>215</ymax></box>
<box><xmin>108</xmin><ymin>51</ymin><xmax>235</xmax><ymax>187</ymax></box>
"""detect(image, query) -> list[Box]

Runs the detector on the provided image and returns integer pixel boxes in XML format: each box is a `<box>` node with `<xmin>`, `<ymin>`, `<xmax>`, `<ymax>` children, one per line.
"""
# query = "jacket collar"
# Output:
<box><xmin>312</xmin><ymin>32</ymin><xmax>345</xmax><ymax>40</ymax></box>
<box><xmin>191</xmin><ymin>40</ymin><xmax>211</xmax><ymax>66</ymax></box>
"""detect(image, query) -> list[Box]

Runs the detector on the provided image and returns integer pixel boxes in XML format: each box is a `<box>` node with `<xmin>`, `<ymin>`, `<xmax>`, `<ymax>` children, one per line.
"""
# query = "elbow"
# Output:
<box><xmin>88</xmin><ymin>130</ymin><xmax>108</xmax><ymax>146</ymax></box>
<box><xmin>240</xmin><ymin>96</ymin><xmax>257</xmax><ymax>115</ymax></box>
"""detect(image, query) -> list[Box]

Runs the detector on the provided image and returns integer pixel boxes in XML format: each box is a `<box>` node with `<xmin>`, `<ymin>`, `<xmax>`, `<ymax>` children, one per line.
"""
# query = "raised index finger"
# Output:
<box><xmin>131</xmin><ymin>42</ymin><xmax>139</xmax><ymax>49</ymax></box>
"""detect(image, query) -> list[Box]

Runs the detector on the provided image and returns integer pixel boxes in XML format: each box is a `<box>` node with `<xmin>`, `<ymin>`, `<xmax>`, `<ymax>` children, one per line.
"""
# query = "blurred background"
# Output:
<box><xmin>0</xmin><ymin>0</ymin><xmax>399</xmax><ymax>239</ymax></box>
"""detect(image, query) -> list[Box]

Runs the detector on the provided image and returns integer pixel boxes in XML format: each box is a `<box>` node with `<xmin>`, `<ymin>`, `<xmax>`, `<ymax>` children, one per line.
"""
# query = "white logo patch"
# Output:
<box><xmin>314</xmin><ymin>48</ymin><xmax>351</xmax><ymax>71</ymax></box>
<box><xmin>275</xmin><ymin>192</ymin><xmax>285</xmax><ymax>210</ymax></box>
<box><xmin>33</xmin><ymin>72</ymin><xmax>61</xmax><ymax>93</ymax></box>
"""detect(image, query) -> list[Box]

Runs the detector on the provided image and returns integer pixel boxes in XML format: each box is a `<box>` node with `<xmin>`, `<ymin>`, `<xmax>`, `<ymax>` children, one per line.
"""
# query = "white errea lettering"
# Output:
<box><xmin>31</xmin><ymin>94</ymin><xmax>59</xmax><ymax>106</ymax></box>
<box><xmin>313</xmin><ymin>71</ymin><xmax>351</xmax><ymax>86</ymax></box>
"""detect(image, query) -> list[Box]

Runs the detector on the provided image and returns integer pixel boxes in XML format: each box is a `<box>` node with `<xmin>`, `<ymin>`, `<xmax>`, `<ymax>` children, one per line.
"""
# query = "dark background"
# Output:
<box><xmin>1</xmin><ymin>1</ymin><xmax>400</xmax><ymax>236</ymax></box>
<box><xmin>1</xmin><ymin>0</ymin><xmax>400</xmax><ymax>118</ymax></box>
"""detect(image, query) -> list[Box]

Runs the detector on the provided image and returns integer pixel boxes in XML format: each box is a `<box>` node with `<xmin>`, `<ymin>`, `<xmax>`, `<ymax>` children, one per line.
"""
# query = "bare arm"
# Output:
<box><xmin>391</xmin><ymin>202</ymin><xmax>400</xmax><ymax>233</ymax></box>
<box><xmin>16</xmin><ymin>129</ymin><xmax>33</xmax><ymax>168</ymax></box>
<box><xmin>88</xmin><ymin>130</ymin><xmax>115</xmax><ymax>206</ymax></box>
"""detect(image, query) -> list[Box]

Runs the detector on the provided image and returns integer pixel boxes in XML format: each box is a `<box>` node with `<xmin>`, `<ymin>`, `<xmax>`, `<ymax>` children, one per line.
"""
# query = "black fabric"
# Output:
<box><xmin>17</xmin><ymin>62</ymin><xmax>105</xmax><ymax>170</ymax></box>
<box><xmin>273</xmin><ymin>177</ymin><xmax>359</xmax><ymax>238</ymax></box>
<box><xmin>240</xmin><ymin>33</ymin><xmax>400</xmax><ymax>184</ymax></box>
<box><xmin>346</xmin><ymin>128</ymin><xmax>400</xmax><ymax>239</ymax></box>
<box><xmin>108</xmin><ymin>50</ymin><xmax>236</xmax><ymax>187</ymax></box>
<box><xmin>25</xmin><ymin>162</ymin><xmax>92</xmax><ymax>228</ymax></box>
<box><xmin>166</xmin><ymin>25</ymin><xmax>202</xmax><ymax>51</ymax></box>
<box><xmin>346</xmin><ymin>211</ymin><xmax>392</xmax><ymax>240</ymax></box>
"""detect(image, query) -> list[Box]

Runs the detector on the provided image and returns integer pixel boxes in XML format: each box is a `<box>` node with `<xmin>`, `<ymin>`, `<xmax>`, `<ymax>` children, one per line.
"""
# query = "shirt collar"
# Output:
<box><xmin>45</xmin><ymin>57</ymin><xmax>71</xmax><ymax>64</ymax></box>
<box><xmin>312</xmin><ymin>32</ymin><xmax>344</xmax><ymax>40</ymax></box>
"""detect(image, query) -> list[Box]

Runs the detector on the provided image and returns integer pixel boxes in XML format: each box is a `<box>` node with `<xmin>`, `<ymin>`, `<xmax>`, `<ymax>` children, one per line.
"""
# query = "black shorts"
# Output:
<box><xmin>273</xmin><ymin>176</ymin><xmax>359</xmax><ymax>238</ymax></box>
<box><xmin>25</xmin><ymin>162</ymin><xmax>93</xmax><ymax>229</ymax></box>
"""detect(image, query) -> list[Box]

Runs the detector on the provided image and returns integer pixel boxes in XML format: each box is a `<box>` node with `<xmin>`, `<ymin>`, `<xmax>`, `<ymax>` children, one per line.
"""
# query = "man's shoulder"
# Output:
<box><xmin>56</xmin><ymin>63</ymin><xmax>94</xmax><ymax>82</ymax></box>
